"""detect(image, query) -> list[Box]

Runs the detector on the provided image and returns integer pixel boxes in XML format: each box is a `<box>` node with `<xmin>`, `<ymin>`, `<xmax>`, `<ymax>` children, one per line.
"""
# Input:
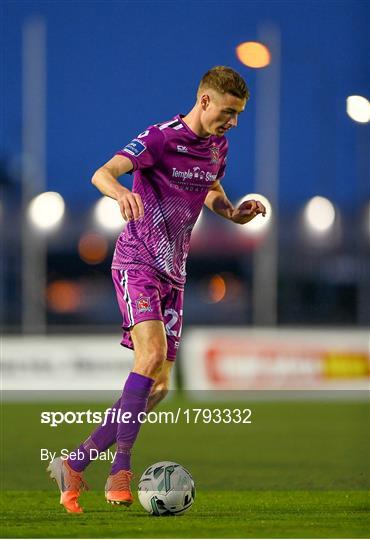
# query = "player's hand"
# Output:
<box><xmin>117</xmin><ymin>189</ymin><xmax>144</xmax><ymax>221</ymax></box>
<box><xmin>231</xmin><ymin>199</ymin><xmax>266</xmax><ymax>224</ymax></box>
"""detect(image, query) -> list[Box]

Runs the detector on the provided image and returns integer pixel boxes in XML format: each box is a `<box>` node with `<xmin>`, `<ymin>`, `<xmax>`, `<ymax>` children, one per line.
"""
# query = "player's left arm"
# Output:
<box><xmin>204</xmin><ymin>179</ymin><xmax>234</xmax><ymax>220</ymax></box>
<box><xmin>204</xmin><ymin>180</ymin><xmax>266</xmax><ymax>224</ymax></box>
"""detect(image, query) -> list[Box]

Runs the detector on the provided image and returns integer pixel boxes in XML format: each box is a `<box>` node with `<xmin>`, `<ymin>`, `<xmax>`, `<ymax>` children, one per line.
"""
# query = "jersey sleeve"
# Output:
<box><xmin>116</xmin><ymin>126</ymin><xmax>165</xmax><ymax>171</ymax></box>
<box><xmin>217</xmin><ymin>139</ymin><xmax>229</xmax><ymax>181</ymax></box>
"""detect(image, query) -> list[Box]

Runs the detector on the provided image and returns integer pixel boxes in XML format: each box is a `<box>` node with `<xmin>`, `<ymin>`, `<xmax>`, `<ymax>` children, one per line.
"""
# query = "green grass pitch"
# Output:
<box><xmin>1</xmin><ymin>397</ymin><xmax>369</xmax><ymax>538</ymax></box>
<box><xmin>1</xmin><ymin>490</ymin><xmax>369</xmax><ymax>538</ymax></box>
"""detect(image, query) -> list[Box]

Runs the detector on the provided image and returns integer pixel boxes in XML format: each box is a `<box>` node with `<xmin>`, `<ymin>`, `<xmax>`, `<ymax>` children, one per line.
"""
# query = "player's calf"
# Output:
<box><xmin>146</xmin><ymin>358</ymin><xmax>173</xmax><ymax>411</ymax></box>
<box><xmin>147</xmin><ymin>381</ymin><xmax>169</xmax><ymax>412</ymax></box>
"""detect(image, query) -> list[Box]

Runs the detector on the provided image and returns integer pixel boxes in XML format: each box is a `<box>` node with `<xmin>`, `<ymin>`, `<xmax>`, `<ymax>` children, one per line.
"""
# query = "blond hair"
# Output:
<box><xmin>197</xmin><ymin>66</ymin><xmax>250</xmax><ymax>101</ymax></box>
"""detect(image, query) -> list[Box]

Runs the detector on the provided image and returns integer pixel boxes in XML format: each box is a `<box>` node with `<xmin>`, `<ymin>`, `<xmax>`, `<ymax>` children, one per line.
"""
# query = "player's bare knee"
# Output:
<box><xmin>147</xmin><ymin>353</ymin><xmax>166</xmax><ymax>377</ymax></box>
<box><xmin>135</xmin><ymin>347</ymin><xmax>167</xmax><ymax>378</ymax></box>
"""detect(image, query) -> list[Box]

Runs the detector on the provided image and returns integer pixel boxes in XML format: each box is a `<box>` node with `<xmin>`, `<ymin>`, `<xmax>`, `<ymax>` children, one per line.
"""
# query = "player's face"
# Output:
<box><xmin>200</xmin><ymin>91</ymin><xmax>246</xmax><ymax>136</ymax></box>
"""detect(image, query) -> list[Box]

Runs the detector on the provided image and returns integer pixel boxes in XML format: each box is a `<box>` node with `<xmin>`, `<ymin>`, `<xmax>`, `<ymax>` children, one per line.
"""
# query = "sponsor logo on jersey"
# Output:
<box><xmin>136</xmin><ymin>295</ymin><xmax>152</xmax><ymax>313</ymax></box>
<box><xmin>177</xmin><ymin>145</ymin><xmax>188</xmax><ymax>153</ymax></box>
<box><xmin>123</xmin><ymin>139</ymin><xmax>146</xmax><ymax>157</ymax></box>
<box><xmin>172</xmin><ymin>167</ymin><xmax>217</xmax><ymax>182</ymax></box>
<box><xmin>210</xmin><ymin>145</ymin><xmax>219</xmax><ymax>164</ymax></box>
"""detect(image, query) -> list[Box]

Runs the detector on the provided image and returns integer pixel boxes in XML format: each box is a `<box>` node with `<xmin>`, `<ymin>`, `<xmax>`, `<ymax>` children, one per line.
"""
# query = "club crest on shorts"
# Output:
<box><xmin>210</xmin><ymin>145</ymin><xmax>219</xmax><ymax>164</ymax></box>
<box><xmin>136</xmin><ymin>294</ymin><xmax>152</xmax><ymax>313</ymax></box>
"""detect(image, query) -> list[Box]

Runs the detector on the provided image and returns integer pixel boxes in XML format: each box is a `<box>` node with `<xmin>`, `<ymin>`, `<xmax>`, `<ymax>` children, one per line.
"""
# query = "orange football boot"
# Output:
<box><xmin>105</xmin><ymin>470</ymin><xmax>134</xmax><ymax>506</ymax></box>
<box><xmin>47</xmin><ymin>457</ymin><xmax>89</xmax><ymax>513</ymax></box>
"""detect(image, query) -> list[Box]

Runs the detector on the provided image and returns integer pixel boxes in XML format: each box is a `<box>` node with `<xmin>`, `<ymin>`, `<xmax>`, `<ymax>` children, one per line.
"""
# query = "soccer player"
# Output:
<box><xmin>48</xmin><ymin>66</ymin><xmax>266</xmax><ymax>513</ymax></box>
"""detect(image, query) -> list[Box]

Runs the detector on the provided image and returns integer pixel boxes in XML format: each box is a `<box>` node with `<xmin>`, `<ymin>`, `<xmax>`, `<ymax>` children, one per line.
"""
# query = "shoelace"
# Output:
<box><xmin>111</xmin><ymin>470</ymin><xmax>134</xmax><ymax>491</ymax></box>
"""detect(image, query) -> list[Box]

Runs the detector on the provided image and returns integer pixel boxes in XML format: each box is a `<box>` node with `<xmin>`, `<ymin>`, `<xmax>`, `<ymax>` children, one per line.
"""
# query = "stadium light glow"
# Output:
<box><xmin>28</xmin><ymin>191</ymin><xmax>65</xmax><ymax>230</ymax></box>
<box><xmin>46</xmin><ymin>280</ymin><xmax>81</xmax><ymax>313</ymax></box>
<box><xmin>346</xmin><ymin>95</ymin><xmax>370</xmax><ymax>123</ymax></box>
<box><xmin>236</xmin><ymin>41</ymin><xmax>271</xmax><ymax>68</ymax></box>
<box><xmin>236</xmin><ymin>193</ymin><xmax>272</xmax><ymax>236</ymax></box>
<box><xmin>94</xmin><ymin>196</ymin><xmax>125</xmax><ymax>231</ymax></box>
<box><xmin>78</xmin><ymin>232</ymin><xmax>109</xmax><ymax>265</ymax></box>
<box><xmin>303</xmin><ymin>196</ymin><xmax>336</xmax><ymax>233</ymax></box>
<box><xmin>208</xmin><ymin>274</ymin><xmax>226</xmax><ymax>303</ymax></box>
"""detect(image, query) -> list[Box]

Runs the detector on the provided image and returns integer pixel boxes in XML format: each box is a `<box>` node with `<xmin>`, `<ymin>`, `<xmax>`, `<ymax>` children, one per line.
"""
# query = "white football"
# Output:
<box><xmin>138</xmin><ymin>461</ymin><xmax>195</xmax><ymax>516</ymax></box>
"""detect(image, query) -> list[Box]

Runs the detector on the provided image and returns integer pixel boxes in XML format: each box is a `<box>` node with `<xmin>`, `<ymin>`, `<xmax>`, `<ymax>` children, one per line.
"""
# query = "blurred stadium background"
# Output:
<box><xmin>2</xmin><ymin>0</ymin><xmax>370</xmax><ymax>393</ymax></box>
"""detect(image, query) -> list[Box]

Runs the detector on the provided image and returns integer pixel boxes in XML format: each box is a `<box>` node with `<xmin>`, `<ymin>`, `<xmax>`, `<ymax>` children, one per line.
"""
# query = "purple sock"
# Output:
<box><xmin>111</xmin><ymin>372</ymin><xmax>154</xmax><ymax>474</ymax></box>
<box><xmin>67</xmin><ymin>398</ymin><xmax>121</xmax><ymax>472</ymax></box>
<box><xmin>67</xmin><ymin>437</ymin><xmax>98</xmax><ymax>473</ymax></box>
<box><xmin>90</xmin><ymin>398</ymin><xmax>121</xmax><ymax>450</ymax></box>
<box><xmin>68</xmin><ymin>372</ymin><xmax>154</xmax><ymax>474</ymax></box>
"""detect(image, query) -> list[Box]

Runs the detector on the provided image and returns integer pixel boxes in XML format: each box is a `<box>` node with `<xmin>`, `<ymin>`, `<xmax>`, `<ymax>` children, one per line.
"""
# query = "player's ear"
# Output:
<box><xmin>200</xmin><ymin>94</ymin><xmax>210</xmax><ymax>111</ymax></box>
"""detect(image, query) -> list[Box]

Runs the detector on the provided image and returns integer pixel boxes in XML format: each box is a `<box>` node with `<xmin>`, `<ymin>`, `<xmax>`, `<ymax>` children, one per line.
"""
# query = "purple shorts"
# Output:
<box><xmin>112</xmin><ymin>268</ymin><xmax>184</xmax><ymax>361</ymax></box>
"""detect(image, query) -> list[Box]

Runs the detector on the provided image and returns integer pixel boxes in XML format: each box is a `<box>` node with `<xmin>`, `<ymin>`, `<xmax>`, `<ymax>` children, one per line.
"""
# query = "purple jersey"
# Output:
<box><xmin>111</xmin><ymin>114</ymin><xmax>228</xmax><ymax>288</ymax></box>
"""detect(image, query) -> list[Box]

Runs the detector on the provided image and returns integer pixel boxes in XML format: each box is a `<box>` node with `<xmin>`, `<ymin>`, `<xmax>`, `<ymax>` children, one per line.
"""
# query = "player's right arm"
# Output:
<box><xmin>91</xmin><ymin>155</ymin><xmax>144</xmax><ymax>221</ymax></box>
